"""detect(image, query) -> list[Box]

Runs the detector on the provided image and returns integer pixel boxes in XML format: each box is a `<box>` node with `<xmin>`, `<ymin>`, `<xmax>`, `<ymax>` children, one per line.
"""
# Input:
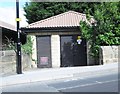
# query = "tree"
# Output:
<box><xmin>2</xmin><ymin>36</ymin><xmax>17</xmax><ymax>52</ymax></box>
<box><xmin>80</xmin><ymin>2</ymin><xmax>120</xmax><ymax>59</ymax></box>
<box><xmin>2</xmin><ymin>35</ymin><xmax>33</xmax><ymax>56</ymax></box>
<box><xmin>23</xmin><ymin>2</ymin><xmax>99</xmax><ymax>24</ymax></box>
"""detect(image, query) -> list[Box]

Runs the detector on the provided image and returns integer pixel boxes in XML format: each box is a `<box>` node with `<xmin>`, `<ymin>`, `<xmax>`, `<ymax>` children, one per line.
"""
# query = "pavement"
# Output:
<box><xmin>0</xmin><ymin>63</ymin><xmax>119</xmax><ymax>88</ymax></box>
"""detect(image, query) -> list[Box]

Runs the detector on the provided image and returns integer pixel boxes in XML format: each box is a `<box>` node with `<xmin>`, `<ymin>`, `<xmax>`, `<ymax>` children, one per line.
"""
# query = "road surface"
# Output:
<box><xmin>2</xmin><ymin>72</ymin><xmax>119</xmax><ymax>93</ymax></box>
<box><xmin>47</xmin><ymin>73</ymin><xmax>119</xmax><ymax>92</ymax></box>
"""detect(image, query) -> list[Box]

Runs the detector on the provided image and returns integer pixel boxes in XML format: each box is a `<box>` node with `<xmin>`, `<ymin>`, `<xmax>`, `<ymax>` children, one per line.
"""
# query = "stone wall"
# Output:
<box><xmin>101</xmin><ymin>46</ymin><xmax>119</xmax><ymax>64</ymax></box>
<box><xmin>31</xmin><ymin>36</ymin><xmax>37</xmax><ymax>68</ymax></box>
<box><xmin>51</xmin><ymin>35</ymin><xmax>60</xmax><ymax>68</ymax></box>
<box><xmin>87</xmin><ymin>42</ymin><xmax>119</xmax><ymax>65</ymax></box>
<box><xmin>0</xmin><ymin>50</ymin><xmax>33</xmax><ymax>75</ymax></box>
<box><xmin>87</xmin><ymin>41</ymin><xmax>99</xmax><ymax>65</ymax></box>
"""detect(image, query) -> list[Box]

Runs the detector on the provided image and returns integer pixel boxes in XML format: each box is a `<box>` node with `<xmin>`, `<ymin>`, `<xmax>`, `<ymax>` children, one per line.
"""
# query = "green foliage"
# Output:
<box><xmin>80</xmin><ymin>2</ymin><xmax>120</xmax><ymax>58</ymax></box>
<box><xmin>23</xmin><ymin>2</ymin><xmax>100</xmax><ymax>24</ymax></box>
<box><xmin>21</xmin><ymin>35</ymin><xmax>33</xmax><ymax>55</ymax></box>
<box><xmin>2</xmin><ymin>37</ymin><xmax>17</xmax><ymax>52</ymax></box>
<box><xmin>2</xmin><ymin>36</ymin><xmax>33</xmax><ymax>56</ymax></box>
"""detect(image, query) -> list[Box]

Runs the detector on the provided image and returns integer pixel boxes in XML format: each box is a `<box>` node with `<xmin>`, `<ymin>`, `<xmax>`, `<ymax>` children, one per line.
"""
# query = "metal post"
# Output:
<box><xmin>16</xmin><ymin>0</ymin><xmax>22</xmax><ymax>74</ymax></box>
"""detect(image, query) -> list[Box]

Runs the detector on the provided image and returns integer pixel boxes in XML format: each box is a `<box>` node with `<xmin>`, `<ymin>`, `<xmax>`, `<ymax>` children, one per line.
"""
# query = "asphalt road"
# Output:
<box><xmin>47</xmin><ymin>73</ymin><xmax>119</xmax><ymax>92</ymax></box>
<box><xmin>2</xmin><ymin>72</ymin><xmax>119</xmax><ymax>93</ymax></box>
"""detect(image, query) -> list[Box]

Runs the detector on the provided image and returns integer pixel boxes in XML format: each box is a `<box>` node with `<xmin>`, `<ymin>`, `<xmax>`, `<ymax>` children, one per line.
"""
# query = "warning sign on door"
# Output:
<box><xmin>40</xmin><ymin>57</ymin><xmax>48</xmax><ymax>65</ymax></box>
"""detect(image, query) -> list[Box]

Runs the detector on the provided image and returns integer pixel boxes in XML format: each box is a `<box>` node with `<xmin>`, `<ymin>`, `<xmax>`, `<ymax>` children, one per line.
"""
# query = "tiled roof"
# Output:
<box><xmin>27</xmin><ymin>11</ymin><xmax>90</xmax><ymax>28</ymax></box>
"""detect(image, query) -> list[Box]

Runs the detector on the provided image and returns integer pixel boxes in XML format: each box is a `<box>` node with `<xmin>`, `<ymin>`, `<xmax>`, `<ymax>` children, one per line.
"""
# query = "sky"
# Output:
<box><xmin>0</xmin><ymin>0</ymin><xmax>30</xmax><ymax>27</ymax></box>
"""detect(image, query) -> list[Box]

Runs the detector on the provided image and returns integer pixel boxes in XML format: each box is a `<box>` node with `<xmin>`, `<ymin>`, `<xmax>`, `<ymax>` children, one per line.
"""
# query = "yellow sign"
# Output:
<box><xmin>77</xmin><ymin>36</ymin><xmax>81</xmax><ymax>39</ymax></box>
<box><xmin>16</xmin><ymin>18</ymin><xmax>21</xmax><ymax>21</ymax></box>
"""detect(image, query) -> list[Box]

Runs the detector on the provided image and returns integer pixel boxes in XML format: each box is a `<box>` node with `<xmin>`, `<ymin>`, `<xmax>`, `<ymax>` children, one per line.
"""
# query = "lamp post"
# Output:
<box><xmin>16</xmin><ymin>0</ymin><xmax>22</xmax><ymax>74</ymax></box>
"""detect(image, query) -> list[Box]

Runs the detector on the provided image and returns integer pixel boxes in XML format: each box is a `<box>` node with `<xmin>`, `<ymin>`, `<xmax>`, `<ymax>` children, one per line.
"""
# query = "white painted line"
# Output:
<box><xmin>58</xmin><ymin>79</ymin><xmax>119</xmax><ymax>90</ymax></box>
<box><xmin>71</xmin><ymin>78</ymin><xmax>78</xmax><ymax>81</ymax></box>
<box><xmin>95</xmin><ymin>81</ymin><xmax>102</xmax><ymax>84</ymax></box>
<box><xmin>64</xmin><ymin>78</ymin><xmax>85</xmax><ymax>82</ymax></box>
<box><xmin>64</xmin><ymin>79</ymin><xmax>78</xmax><ymax>82</ymax></box>
<box><xmin>64</xmin><ymin>80</ymin><xmax>71</xmax><ymax>82</ymax></box>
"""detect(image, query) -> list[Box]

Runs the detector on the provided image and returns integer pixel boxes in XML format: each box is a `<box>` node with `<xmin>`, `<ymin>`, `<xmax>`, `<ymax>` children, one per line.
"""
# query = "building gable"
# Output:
<box><xmin>26</xmin><ymin>11</ymin><xmax>89</xmax><ymax>28</ymax></box>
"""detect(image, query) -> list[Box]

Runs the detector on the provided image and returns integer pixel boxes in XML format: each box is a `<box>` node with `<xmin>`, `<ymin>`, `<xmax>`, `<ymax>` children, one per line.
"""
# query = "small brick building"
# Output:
<box><xmin>21</xmin><ymin>11</ymin><xmax>97</xmax><ymax>68</ymax></box>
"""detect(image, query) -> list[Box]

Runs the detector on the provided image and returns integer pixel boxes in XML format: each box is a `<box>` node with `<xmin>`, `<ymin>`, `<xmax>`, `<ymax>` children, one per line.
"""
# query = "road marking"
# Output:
<box><xmin>64</xmin><ymin>78</ymin><xmax>84</xmax><ymax>82</ymax></box>
<box><xmin>95</xmin><ymin>81</ymin><xmax>102</xmax><ymax>83</ymax></box>
<box><xmin>58</xmin><ymin>79</ymin><xmax>120</xmax><ymax>90</ymax></box>
<box><xmin>64</xmin><ymin>80</ymin><xmax>71</xmax><ymax>82</ymax></box>
<box><xmin>64</xmin><ymin>79</ymin><xmax>77</xmax><ymax>82</ymax></box>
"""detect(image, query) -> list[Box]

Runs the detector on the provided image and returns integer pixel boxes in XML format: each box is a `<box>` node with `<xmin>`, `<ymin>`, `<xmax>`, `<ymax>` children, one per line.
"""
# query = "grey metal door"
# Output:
<box><xmin>37</xmin><ymin>36</ymin><xmax>52</xmax><ymax>68</ymax></box>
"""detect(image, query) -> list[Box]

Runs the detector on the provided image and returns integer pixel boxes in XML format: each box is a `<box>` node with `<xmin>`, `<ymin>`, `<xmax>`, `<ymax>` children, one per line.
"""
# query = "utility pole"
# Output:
<box><xmin>16</xmin><ymin>0</ymin><xmax>22</xmax><ymax>74</ymax></box>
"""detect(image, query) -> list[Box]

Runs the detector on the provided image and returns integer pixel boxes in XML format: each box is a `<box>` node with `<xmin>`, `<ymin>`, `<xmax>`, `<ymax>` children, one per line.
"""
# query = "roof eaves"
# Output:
<box><xmin>0</xmin><ymin>20</ymin><xmax>16</xmax><ymax>31</ymax></box>
<box><xmin>21</xmin><ymin>26</ymin><xmax>80</xmax><ymax>33</ymax></box>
